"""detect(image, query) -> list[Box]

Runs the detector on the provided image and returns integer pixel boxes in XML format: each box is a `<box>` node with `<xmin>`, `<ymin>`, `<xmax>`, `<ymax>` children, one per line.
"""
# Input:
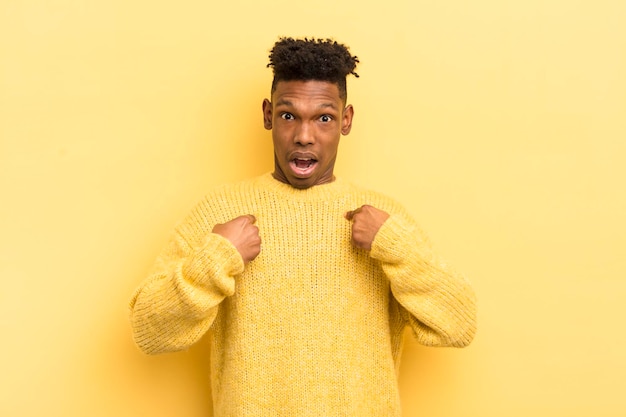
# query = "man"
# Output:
<box><xmin>130</xmin><ymin>37</ymin><xmax>477</xmax><ymax>416</ymax></box>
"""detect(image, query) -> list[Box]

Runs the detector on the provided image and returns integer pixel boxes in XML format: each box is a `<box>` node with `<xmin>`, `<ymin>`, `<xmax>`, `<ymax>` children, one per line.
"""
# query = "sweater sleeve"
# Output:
<box><xmin>129</xmin><ymin>230</ymin><xmax>244</xmax><ymax>354</ymax></box>
<box><xmin>370</xmin><ymin>214</ymin><xmax>477</xmax><ymax>347</ymax></box>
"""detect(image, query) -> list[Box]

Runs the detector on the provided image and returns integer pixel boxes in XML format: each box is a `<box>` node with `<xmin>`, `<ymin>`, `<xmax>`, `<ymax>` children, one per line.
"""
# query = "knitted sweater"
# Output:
<box><xmin>129</xmin><ymin>173</ymin><xmax>477</xmax><ymax>416</ymax></box>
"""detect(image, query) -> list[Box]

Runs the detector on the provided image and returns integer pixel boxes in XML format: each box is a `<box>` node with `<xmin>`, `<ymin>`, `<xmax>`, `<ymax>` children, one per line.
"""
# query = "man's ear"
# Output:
<box><xmin>262</xmin><ymin>99</ymin><xmax>272</xmax><ymax>130</ymax></box>
<box><xmin>341</xmin><ymin>104</ymin><xmax>354</xmax><ymax>135</ymax></box>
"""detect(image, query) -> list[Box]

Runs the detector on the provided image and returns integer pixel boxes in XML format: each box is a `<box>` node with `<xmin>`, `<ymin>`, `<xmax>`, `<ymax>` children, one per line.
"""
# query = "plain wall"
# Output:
<box><xmin>1</xmin><ymin>1</ymin><xmax>625</xmax><ymax>416</ymax></box>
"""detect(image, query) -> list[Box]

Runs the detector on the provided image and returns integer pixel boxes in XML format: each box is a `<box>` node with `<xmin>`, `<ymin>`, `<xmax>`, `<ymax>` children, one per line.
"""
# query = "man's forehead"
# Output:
<box><xmin>272</xmin><ymin>80</ymin><xmax>342</xmax><ymax>106</ymax></box>
<box><xmin>275</xmin><ymin>98</ymin><xmax>338</xmax><ymax>108</ymax></box>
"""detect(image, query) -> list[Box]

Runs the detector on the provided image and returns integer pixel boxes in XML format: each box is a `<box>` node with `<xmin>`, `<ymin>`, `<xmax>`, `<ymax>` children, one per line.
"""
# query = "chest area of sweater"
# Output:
<box><xmin>237</xmin><ymin>201</ymin><xmax>387</xmax><ymax>306</ymax></box>
<box><xmin>215</xmin><ymin>192</ymin><xmax>388</xmax><ymax>295</ymax></box>
<box><xmin>216</xmin><ymin>197</ymin><xmax>392</xmax><ymax>342</ymax></box>
<box><xmin>250</xmin><ymin>197</ymin><xmax>356</xmax><ymax>253</ymax></box>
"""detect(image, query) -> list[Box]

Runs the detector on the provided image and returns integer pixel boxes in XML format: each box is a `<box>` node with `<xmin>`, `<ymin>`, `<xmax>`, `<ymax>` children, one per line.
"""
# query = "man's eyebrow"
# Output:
<box><xmin>275</xmin><ymin>99</ymin><xmax>293</xmax><ymax>107</ymax></box>
<box><xmin>275</xmin><ymin>99</ymin><xmax>338</xmax><ymax>110</ymax></box>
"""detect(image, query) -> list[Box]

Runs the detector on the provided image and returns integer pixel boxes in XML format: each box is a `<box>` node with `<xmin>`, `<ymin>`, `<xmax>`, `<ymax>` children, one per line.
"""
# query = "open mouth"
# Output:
<box><xmin>290</xmin><ymin>158</ymin><xmax>318</xmax><ymax>176</ymax></box>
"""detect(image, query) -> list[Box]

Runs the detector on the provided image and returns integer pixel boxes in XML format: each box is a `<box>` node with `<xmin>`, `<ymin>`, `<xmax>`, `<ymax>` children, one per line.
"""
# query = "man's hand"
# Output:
<box><xmin>345</xmin><ymin>205</ymin><xmax>390</xmax><ymax>250</ymax></box>
<box><xmin>212</xmin><ymin>215</ymin><xmax>261</xmax><ymax>264</ymax></box>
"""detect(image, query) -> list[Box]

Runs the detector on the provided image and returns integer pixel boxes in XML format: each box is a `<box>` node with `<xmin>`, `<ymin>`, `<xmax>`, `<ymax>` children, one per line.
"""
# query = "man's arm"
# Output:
<box><xmin>129</xmin><ymin>215</ymin><xmax>260</xmax><ymax>354</ymax></box>
<box><xmin>346</xmin><ymin>205</ymin><xmax>477</xmax><ymax>347</ymax></box>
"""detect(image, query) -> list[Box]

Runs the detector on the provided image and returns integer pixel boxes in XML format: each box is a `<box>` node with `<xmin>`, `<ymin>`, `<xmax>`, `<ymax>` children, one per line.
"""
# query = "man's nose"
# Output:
<box><xmin>294</xmin><ymin>122</ymin><xmax>314</xmax><ymax>145</ymax></box>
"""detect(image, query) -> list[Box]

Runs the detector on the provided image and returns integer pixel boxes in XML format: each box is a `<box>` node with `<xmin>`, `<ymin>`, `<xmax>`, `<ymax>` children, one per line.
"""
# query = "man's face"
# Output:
<box><xmin>263</xmin><ymin>80</ymin><xmax>354</xmax><ymax>189</ymax></box>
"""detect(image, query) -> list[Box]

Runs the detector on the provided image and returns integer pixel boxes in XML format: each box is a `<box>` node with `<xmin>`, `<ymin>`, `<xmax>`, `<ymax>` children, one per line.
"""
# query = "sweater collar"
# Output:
<box><xmin>255</xmin><ymin>172</ymin><xmax>351</xmax><ymax>200</ymax></box>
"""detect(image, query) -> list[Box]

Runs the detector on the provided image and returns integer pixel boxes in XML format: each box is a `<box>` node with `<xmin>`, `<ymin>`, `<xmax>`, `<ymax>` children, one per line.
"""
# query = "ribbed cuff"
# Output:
<box><xmin>371</xmin><ymin>215</ymin><xmax>427</xmax><ymax>264</ymax></box>
<box><xmin>182</xmin><ymin>233</ymin><xmax>244</xmax><ymax>297</ymax></box>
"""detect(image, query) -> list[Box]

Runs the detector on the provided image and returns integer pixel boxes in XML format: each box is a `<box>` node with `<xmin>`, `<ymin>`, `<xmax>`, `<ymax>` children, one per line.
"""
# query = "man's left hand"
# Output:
<box><xmin>345</xmin><ymin>205</ymin><xmax>390</xmax><ymax>250</ymax></box>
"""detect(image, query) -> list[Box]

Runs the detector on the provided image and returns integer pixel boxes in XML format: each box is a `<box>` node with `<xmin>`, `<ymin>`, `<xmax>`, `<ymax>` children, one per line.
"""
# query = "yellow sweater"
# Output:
<box><xmin>129</xmin><ymin>173</ymin><xmax>477</xmax><ymax>416</ymax></box>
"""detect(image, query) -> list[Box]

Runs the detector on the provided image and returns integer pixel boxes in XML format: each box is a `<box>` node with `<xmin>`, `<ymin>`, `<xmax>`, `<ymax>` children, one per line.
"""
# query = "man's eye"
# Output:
<box><xmin>320</xmin><ymin>115</ymin><xmax>332</xmax><ymax>122</ymax></box>
<box><xmin>281</xmin><ymin>113</ymin><xmax>294</xmax><ymax>120</ymax></box>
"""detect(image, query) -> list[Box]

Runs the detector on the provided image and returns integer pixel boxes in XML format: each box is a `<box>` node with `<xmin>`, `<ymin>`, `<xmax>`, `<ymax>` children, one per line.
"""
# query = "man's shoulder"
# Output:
<box><xmin>344</xmin><ymin>180</ymin><xmax>408</xmax><ymax>213</ymax></box>
<box><xmin>175</xmin><ymin>175</ymin><xmax>268</xmax><ymax>233</ymax></box>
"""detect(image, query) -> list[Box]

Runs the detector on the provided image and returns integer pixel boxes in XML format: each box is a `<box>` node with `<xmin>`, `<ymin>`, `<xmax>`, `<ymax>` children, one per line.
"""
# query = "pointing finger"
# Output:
<box><xmin>238</xmin><ymin>214</ymin><xmax>256</xmax><ymax>224</ymax></box>
<box><xmin>344</xmin><ymin>207</ymin><xmax>361</xmax><ymax>221</ymax></box>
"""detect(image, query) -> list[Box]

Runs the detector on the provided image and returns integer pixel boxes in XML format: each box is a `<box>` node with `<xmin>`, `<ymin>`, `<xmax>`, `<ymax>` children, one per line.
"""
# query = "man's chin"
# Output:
<box><xmin>287</xmin><ymin>177</ymin><xmax>315</xmax><ymax>189</ymax></box>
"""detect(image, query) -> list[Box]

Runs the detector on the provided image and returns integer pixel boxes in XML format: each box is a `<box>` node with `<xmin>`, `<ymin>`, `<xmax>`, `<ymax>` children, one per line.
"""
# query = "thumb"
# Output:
<box><xmin>345</xmin><ymin>207</ymin><xmax>362</xmax><ymax>221</ymax></box>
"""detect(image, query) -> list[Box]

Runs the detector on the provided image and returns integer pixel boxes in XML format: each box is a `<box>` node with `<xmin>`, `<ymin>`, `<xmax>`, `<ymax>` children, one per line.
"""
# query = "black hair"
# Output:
<box><xmin>267</xmin><ymin>37</ymin><xmax>359</xmax><ymax>102</ymax></box>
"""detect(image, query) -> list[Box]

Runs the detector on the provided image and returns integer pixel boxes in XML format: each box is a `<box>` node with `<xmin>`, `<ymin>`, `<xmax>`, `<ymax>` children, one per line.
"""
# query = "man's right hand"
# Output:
<box><xmin>212</xmin><ymin>215</ymin><xmax>261</xmax><ymax>264</ymax></box>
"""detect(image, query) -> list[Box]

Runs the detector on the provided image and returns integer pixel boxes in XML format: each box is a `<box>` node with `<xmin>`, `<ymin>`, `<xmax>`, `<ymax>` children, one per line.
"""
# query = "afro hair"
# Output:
<box><xmin>267</xmin><ymin>37</ymin><xmax>359</xmax><ymax>101</ymax></box>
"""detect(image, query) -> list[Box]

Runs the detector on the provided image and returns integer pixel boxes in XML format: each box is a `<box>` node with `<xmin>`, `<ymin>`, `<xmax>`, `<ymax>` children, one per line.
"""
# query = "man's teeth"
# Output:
<box><xmin>294</xmin><ymin>158</ymin><xmax>315</xmax><ymax>168</ymax></box>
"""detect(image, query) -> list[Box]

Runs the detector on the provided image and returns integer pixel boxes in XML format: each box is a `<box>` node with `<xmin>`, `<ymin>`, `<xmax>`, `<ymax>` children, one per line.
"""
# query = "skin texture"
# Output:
<box><xmin>345</xmin><ymin>205</ymin><xmax>390</xmax><ymax>250</ymax></box>
<box><xmin>212</xmin><ymin>80</ymin><xmax>389</xmax><ymax>261</ymax></box>
<box><xmin>262</xmin><ymin>80</ymin><xmax>353</xmax><ymax>190</ymax></box>
<box><xmin>212</xmin><ymin>215</ymin><xmax>261</xmax><ymax>264</ymax></box>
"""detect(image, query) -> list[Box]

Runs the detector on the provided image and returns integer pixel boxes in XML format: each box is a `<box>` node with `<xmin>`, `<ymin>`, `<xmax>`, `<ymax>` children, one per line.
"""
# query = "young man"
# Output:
<box><xmin>130</xmin><ymin>37</ymin><xmax>477</xmax><ymax>416</ymax></box>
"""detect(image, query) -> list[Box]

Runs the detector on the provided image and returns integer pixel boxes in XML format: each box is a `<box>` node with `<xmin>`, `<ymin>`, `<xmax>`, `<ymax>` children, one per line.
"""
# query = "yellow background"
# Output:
<box><xmin>1</xmin><ymin>1</ymin><xmax>625</xmax><ymax>416</ymax></box>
